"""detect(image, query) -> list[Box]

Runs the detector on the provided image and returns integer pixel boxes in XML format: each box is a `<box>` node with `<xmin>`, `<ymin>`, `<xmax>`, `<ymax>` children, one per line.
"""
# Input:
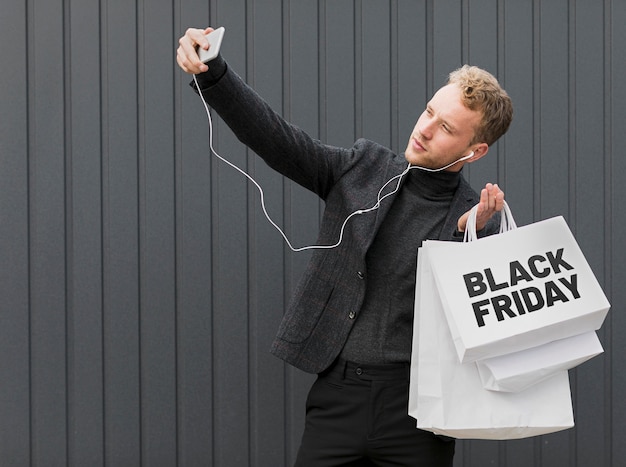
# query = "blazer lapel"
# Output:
<box><xmin>371</xmin><ymin>158</ymin><xmax>411</xmax><ymax>232</ymax></box>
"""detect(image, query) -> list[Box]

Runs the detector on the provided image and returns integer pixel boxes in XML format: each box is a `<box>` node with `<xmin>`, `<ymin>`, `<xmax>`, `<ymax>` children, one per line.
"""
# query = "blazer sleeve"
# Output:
<box><xmin>191</xmin><ymin>57</ymin><xmax>357</xmax><ymax>200</ymax></box>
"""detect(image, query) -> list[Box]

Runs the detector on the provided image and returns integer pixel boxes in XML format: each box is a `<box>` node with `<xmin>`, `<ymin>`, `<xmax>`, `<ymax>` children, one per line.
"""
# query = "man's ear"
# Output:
<box><xmin>467</xmin><ymin>143</ymin><xmax>489</xmax><ymax>162</ymax></box>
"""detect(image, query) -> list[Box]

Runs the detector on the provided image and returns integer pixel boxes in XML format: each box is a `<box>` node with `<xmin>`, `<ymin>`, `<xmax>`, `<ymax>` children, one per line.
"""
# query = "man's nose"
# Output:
<box><xmin>418</xmin><ymin>120</ymin><xmax>434</xmax><ymax>139</ymax></box>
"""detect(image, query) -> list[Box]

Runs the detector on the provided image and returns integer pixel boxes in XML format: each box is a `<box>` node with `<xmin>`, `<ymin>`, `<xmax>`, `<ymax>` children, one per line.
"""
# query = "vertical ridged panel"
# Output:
<box><xmin>0</xmin><ymin>0</ymin><xmax>623</xmax><ymax>465</ymax></box>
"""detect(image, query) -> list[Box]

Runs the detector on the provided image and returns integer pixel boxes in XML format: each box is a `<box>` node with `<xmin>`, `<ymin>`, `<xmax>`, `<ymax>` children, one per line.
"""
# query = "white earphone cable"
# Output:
<box><xmin>193</xmin><ymin>74</ymin><xmax>471</xmax><ymax>252</ymax></box>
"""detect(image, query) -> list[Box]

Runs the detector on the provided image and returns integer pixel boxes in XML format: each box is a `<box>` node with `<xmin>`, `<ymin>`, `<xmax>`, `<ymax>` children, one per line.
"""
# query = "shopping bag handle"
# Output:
<box><xmin>463</xmin><ymin>200</ymin><xmax>517</xmax><ymax>242</ymax></box>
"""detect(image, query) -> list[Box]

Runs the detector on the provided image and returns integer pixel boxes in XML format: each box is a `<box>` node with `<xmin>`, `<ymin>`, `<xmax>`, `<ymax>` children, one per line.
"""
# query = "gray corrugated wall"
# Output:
<box><xmin>0</xmin><ymin>0</ymin><xmax>623</xmax><ymax>466</ymax></box>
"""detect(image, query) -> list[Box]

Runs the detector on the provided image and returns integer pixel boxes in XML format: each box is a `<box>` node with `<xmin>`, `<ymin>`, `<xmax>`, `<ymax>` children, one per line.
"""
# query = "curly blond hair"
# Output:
<box><xmin>448</xmin><ymin>65</ymin><xmax>513</xmax><ymax>146</ymax></box>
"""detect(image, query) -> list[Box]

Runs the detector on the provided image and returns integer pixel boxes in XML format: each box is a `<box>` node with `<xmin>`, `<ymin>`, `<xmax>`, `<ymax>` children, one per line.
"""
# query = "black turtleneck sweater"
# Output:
<box><xmin>339</xmin><ymin>167</ymin><xmax>461</xmax><ymax>364</ymax></box>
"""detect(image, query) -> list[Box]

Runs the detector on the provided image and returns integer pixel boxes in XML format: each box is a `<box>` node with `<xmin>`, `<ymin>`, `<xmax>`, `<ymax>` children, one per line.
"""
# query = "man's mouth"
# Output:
<box><xmin>412</xmin><ymin>137</ymin><xmax>426</xmax><ymax>152</ymax></box>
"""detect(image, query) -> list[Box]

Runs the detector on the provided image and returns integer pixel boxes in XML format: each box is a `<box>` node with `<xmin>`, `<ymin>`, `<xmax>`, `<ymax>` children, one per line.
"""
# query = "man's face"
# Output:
<box><xmin>404</xmin><ymin>83</ymin><xmax>483</xmax><ymax>171</ymax></box>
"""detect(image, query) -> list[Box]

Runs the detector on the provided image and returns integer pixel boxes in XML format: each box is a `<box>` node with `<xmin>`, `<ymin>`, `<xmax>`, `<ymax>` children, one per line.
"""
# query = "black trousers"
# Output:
<box><xmin>294</xmin><ymin>359</ymin><xmax>455</xmax><ymax>467</ymax></box>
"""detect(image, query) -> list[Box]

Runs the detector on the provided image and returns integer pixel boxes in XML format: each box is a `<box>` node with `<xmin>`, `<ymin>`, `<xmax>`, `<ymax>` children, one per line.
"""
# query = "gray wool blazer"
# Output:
<box><xmin>197</xmin><ymin>62</ymin><xmax>499</xmax><ymax>374</ymax></box>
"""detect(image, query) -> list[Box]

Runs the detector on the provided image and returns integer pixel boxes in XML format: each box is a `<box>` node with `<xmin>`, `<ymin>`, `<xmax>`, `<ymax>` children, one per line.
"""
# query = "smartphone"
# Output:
<box><xmin>198</xmin><ymin>27</ymin><xmax>225</xmax><ymax>63</ymax></box>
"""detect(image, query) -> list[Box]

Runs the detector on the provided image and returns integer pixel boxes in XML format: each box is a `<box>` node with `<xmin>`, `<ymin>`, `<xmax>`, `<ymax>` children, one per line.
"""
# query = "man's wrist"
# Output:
<box><xmin>192</xmin><ymin>54</ymin><xmax>228</xmax><ymax>90</ymax></box>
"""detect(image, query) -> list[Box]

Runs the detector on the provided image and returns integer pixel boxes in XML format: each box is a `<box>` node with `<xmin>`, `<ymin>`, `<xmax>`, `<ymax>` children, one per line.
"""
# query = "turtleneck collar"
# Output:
<box><xmin>403</xmin><ymin>166</ymin><xmax>461</xmax><ymax>200</ymax></box>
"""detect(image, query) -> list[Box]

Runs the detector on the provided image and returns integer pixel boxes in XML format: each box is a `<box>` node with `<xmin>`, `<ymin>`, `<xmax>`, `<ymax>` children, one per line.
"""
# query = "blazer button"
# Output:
<box><xmin>357</xmin><ymin>271</ymin><xmax>365</xmax><ymax>279</ymax></box>
<box><xmin>348</xmin><ymin>311</ymin><xmax>356</xmax><ymax>319</ymax></box>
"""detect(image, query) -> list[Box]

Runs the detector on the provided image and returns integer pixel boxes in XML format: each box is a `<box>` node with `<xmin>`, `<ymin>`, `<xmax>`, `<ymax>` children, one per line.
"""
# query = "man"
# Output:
<box><xmin>177</xmin><ymin>27</ymin><xmax>512</xmax><ymax>467</ymax></box>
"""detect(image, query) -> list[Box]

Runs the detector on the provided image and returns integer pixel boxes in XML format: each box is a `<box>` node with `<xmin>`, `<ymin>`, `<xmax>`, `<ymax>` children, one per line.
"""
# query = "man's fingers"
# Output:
<box><xmin>176</xmin><ymin>27</ymin><xmax>214</xmax><ymax>74</ymax></box>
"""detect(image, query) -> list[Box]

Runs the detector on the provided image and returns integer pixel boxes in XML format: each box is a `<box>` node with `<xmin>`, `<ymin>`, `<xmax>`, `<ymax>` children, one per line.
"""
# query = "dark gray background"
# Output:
<box><xmin>1</xmin><ymin>0</ymin><xmax>623</xmax><ymax>466</ymax></box>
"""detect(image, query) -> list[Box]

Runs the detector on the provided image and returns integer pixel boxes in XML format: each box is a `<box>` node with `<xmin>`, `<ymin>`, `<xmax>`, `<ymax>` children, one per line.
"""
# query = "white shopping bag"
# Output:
<box><xmin>409</xmin><ymin>246</ymin><xmax>575</xmax><ymax>440</ymax></box>
<box><xmin>426</xmin><ymin>202</ymin><xmax>610</xmax><ymax>363</ymax></box>
<box><xmin>475</xmin><ymin>331</ymin><xmax>603</xmax><ymax>392</ymax></box>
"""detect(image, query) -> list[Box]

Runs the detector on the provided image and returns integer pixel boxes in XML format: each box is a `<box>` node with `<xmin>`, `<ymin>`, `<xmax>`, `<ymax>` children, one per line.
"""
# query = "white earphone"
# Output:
<box><xmin>460</xmin><ymin>150</ymin><xmax>474</xmax><ymax>161</ymax></box>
